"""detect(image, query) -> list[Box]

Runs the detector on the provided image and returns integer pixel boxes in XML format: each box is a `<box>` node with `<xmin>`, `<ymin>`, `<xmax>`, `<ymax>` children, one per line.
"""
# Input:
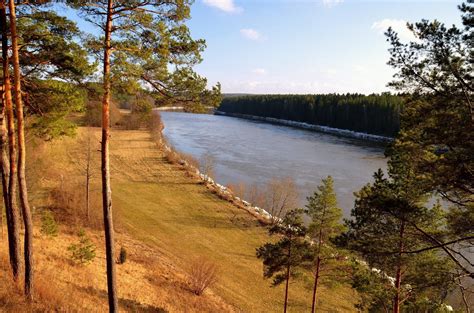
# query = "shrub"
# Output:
<box><xmin>41</xmin><ymin>210</ymin><xmax>58</xmax><ymax>237</ymax></box>
<box><xmin>84</xmin><ymin>100</ymin><xmax>121</xmax><ymax>127</ymax></box>
<box><xmin>187</xmin><ymin>257</ymin><xmax>218</xmax><ymax>295</ymax></box>
<box><xmin>164</xmin><ymin>149</ymin><xmax>180</xmax><ymax>164</ymax></box>
<box><xmin>181</xmin><ymin>153</ymin><xmax>200</xmax><ymax>169</ymax></box>
<box><xmin>117</xmin><ymin>246</ymin><xmax>127</xmax><ymax>264</ymax></box>
<box><xmin>68</xmin><ymin>229</ymin><xmax>96</xmax><ymax>264</ymax></box>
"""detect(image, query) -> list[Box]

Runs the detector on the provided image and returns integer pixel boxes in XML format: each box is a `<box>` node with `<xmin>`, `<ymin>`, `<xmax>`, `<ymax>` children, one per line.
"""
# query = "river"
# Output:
<box><xmin>161</xmin><ymin>112</ymin><xmax>387</xmax><ymax>216</ymax></box>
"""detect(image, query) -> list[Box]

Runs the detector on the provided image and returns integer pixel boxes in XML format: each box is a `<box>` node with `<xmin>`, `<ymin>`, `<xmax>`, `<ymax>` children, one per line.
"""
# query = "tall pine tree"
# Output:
<box><xmin>256</xmin><ymin>209</ymin><xmax>312</xmax><ymax>313</ymax></box>
<box><xmin>305</xmin><ymin>176</ymin><xmax>346</xmax><ymax>313</ymax></box>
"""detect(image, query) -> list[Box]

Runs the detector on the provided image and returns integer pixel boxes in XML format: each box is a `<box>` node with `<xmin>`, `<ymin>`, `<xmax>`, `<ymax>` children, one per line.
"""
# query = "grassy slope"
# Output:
<box><xmin>0</xmin><ymin>126</ymin><xmax>357</xmax><ymax>312</ymax></box>
<box><xmin>108</xmin><ymin>128</ymin><xmax>356</xmax><ymax>312</ymax></box>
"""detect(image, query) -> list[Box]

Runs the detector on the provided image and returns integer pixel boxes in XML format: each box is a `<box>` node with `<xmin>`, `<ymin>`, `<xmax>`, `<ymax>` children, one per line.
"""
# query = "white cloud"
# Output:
<box><xmin>240</xmin><ymin>28</ymin><xmax>262</xmax><ymax>41</ymax></box>
<box><xmin>372</xmin><ymin>19</ymin><xmax>416</xmax><ymax>42</ymax></box>
<box><xmin>203</xmin><ymin>0</ymin><xmax>242</xmax><ymax>13</ymax></box>
<box><xmin>322</xmin><ymin>0</ymin><xmax>344</xmax><ymax>8</ymax></box>
<box><xmin>252</xmin><ymin>68</ymin><xmax>266</xmax><ymax>75</ymax></box>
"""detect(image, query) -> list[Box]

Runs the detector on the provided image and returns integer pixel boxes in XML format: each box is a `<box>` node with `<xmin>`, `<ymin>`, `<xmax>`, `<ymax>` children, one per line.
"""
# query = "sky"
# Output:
<box><xmin>184</xmin><ymin>0</ymin><xmax>462</xmax><ymax>94</ymax></box>
<box><xmin>59</xmin><ymin>0</ymin><xmax>463</xmax><ymax>95</ymax></box>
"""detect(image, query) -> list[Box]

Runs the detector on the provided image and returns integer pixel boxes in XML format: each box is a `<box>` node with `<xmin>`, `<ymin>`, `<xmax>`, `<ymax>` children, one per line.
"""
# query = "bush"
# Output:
<box><xmin>84</xmin><ymin>100</ymin><xmax>121</xmax><ymax>127</ymax></box>
<box><xmin>67</xmin><ymin>229</ymin><xmax>96</xmax><ymax>264</ymax></box>
<box><xmin>121</xmin><ymin>96</ymin><xmax>154</xmax><ymax>130</ymax></box>
<box><xmin>41</xmin><ymin>210</ymin><xmax>58</xmax><ymax>237</ymax></box>
<box><xmin>181</xmin><ymin>153</ymin><xmax>200</xmax><ymax>169</ymax></box>
<box><xmin>148</xmin><ymin>112</ymin><xmax>163</xmax><ymax>143</ymax></box>
<box><xmin>187</xmin><ymin>257</ymin><xmax>218</xmax><ymax>295</ymax></box>
<box><xmin>117</xmin><ymin>246</ymin><xmax>127</xmax><ymax>264</ymax></box>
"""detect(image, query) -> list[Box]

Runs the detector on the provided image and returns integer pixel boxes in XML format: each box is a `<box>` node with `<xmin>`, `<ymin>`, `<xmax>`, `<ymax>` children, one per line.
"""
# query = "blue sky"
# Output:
<box><xmin>58</xmin><ymin>0</ymin><xmax>463</xmax><ymax>94</ymax></box>
<box><xmin>185</xmin><ymin>0</ymin><xmax>462</xmax><ymax>94</ymax></box>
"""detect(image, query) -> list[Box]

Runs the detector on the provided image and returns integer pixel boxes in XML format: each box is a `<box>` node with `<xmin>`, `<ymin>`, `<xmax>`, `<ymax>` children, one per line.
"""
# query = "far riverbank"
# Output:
<box><xmin>215</xmin><ymin>111</ymin><xmax>393</xmax><ymax>143</ymax></box>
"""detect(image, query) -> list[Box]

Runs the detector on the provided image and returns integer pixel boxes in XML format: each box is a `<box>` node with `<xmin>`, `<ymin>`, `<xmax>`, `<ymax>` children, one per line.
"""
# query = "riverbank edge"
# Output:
<box><xmin>150</xmin><ymin>113</ymin><xmax>275</xmax><ymax>225</ymax></box>
<box><xmin>214</xmin><ymin>111</ymin><xmax>393</xmax><ymax>143</ymax></box>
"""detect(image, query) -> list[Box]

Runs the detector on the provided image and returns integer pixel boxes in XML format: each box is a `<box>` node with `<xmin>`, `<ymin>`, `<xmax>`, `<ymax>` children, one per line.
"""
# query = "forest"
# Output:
<box><xmin>218</xmin><ymin>93</ymin><xmax>403</xmax><ymax>137</ymax></box>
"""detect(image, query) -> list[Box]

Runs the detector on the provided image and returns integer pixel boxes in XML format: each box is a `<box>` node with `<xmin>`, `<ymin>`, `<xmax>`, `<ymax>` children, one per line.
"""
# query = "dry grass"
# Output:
<box><xmin>106</xmin><ymin>128</ymin><xmax>357</xmax><ymax>312</ymax></box>
<box><xmin>0</xmin><ymin>126</ymin><xmax>358</xmax><ymax>312</ymax></box>
<box><xmin>0</xmin><ymin>226</ymin><xmax>233</xmax><ymax>312</ymax></box>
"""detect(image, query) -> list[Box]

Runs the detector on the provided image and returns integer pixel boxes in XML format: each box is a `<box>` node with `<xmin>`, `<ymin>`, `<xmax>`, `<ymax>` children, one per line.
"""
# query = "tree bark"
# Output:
<box><xmin>0</xmin><ymin>85</ymin><xmax>7</xmax><ymax>241</ymax></box>
<box><xmin>0</xmin><ymin>3</ymin><xmax>20</xmax><ymax>283</ymax></box>
<box><xmin>86</xmin><ymin>162</ymin><xmax>90</xmax><ymax>221</ymax></box>
<box><xmin>393</xmin><ymin>222</ymin><xmax>405</xmax><ymax>313</ymax></box>
<box><xmin>85</xmin><ymin>132</ymin><xmax>91</xmax><ymax>221</ymax></box>
<box><xmin>311</xmin><ymin>224</ymin><xmax>324</xmax><ymax>313</ymax></box>
<box><xmin>311</xmin><ymin>257</ymin><xmax>321</xmax><ymax>313</ymax></box>
<box><xmin>283</xmin><ymin>237</ymin><xmax>291</xmax><ymax>313</ymax></box>
<box><xmin>102</xmin><ymin>0</ymin><xmax>118</xmax><ymax>311</ymax></box>
<box><xmin>8</xmin><ymin>0</ymin><xmax>34</xmax><ymax>300</ymax></box>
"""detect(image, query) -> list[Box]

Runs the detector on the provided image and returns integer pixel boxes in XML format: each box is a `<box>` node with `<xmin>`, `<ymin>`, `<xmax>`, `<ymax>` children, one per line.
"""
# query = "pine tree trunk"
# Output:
<box><xmin>283</xmin><ymin>238</ymin><xmax>291</xmax><ymax>313</ymax></box>
<box><xmin>393</xmin><ymin>222</ymin><xmax>405</xmax><ymax>313</ymax></box>
<box><xmin>86</xmin><ymin>138</ymin><xmax>90</xmax><ymax>221</ymax></box>
<box><xmin>86</xmin><ymin>168</ymin><xmax>90</xmax><ymax>221</ymax></box>
<box><xmin>0</xmin><ymin>4</ymin><xmax>20</xmax><ymax>283</ymax></box>
<box><xmin>102</xmin><ymin>0</ymin><xmax>118</xmax><ymax>311</ymax></box>
<box><xmin>0</xmin><ymin>88</ymin><xmax>6</xmax><ymax>241</ymax></box>
<box><xmin>311</xmin><ymin>257</ymin><xmax>321</xmax><ymax>313</ymax></box>
<box><xmin>8</xmin><ymin>0</ymin><xmax>34</xmax><ymax>300</ymax></box>
<box><xmin>311</xmin><ymin>229</ymin><xmax>323</xmax><ymax>313</ymax></box>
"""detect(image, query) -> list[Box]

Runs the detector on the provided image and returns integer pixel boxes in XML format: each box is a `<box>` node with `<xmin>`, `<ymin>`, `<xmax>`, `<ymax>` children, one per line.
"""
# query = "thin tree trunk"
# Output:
<box><xmin>1</xmin><ymin>4</ymin><xmax>20</xmax><ymax>283</ymax></box>
<box><xmin>0</xmin><ymin>85</ymin><xmax>8</xmax><ymax>241</ymax></box>
<box><xmin>8</xmin><ymin>0</ymin><xmax>33</xmax><ymax>300</ymax></box>
<box><xmin>311</xmin><ymin>259</ymin><xmax>320</xmax><ymax>311</ymax></box>
<box><xmin>86</xmin><ymin>127</ymin><xmax>92</xmax><ymax>223</ymax></box>
<box><xmin>283</xmin><ymin>237</ymin><xmax>291</xmax><ymax>313</ymax></box>
<box><xmin>86</xmin><ymin>167</ymin><xmax>90</xmax><ymax>221</ymax></box>
<box><xmin>102</xmin><ymin>0</ymin><xmax>118</xmax><ymax>311</ymax></box>
<box><xmin>311</xmin><ymin>257</ymin><xmax>321</xmax><ymax>313</ymax></box>
<box><xmin>311</xmin><ymin>221</ymin><xmax>324</xmax><ymax>312</ymax></box>
<box><xmin>393</xmin><ymin>221</ymin><xmax>405</xmax><ymax>313</ymax></box>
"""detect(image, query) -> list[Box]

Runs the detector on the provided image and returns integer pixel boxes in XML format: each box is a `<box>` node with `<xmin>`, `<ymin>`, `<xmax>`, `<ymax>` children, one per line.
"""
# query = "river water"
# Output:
<box><xmin>161</xmin><ymin>112</ymin><xmax>387</xmax><ymax>216</ymax></box>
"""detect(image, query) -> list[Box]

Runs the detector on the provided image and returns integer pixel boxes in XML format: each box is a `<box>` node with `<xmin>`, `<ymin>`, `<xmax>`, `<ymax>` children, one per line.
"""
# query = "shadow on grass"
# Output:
<box><xmin>78</xmin><ymin>286</ymin><xmax>167</xmax><ymax>313</ymax></box>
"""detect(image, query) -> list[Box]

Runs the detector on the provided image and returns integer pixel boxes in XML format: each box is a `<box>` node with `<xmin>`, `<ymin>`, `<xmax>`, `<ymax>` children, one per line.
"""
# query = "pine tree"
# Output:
<box><xmin>68</xmin><ymin>1</ymin><xmax>212</xmax><ymax>310</ymax></box>
<box><xmin>385</xmin><ymin>1</ymin><xmax>473</xmax><ymax>249</ymax></box>
<box><xmin>305</xmin><ymin>176</ymin><xmax>345</xmax><ymax>313</ymax></box>
<box><xmin>17</xmin><ymin>7</ymin><xmax>93</xmax><ymax>140</ymax></box>
<box><xmin>346</xmin><ymin>166</ymin><xmax>456</xmax><ymax>312</ymax></box>
<box><xmin>0</xmin><ymin>2</ymin><xmax>20</xmax><ymax>283</ymax></box>
<box><xmin>256</xmin><ymin>209</ymin><xmax>312</xmax><ymax>313</ymax></box>
<box><xmin>9</xmin><ymin>0</ymin><xmax>34</xmax><ymax>298</ymax></box>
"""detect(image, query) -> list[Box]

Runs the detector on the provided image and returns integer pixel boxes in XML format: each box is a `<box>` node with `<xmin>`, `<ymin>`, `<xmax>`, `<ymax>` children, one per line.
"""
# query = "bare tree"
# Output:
<box><xmin>0</xmin><ymin>3</ymin><xmax>20</xmax><ymax>283</ymax></box>
<box><xmin>9</xmin><ymin>0</ymin><xmax>34</xmax><ymax>299</ymax></box>
<box><xmin>263</xmin><ymin>177</ymin><xmax>298</xmax><ymax>224</ymax></box>
<box><xmin>226</xmin><ymin>181</ymin><xmax>247</xmax><ymax>200</ymax></box>
<box><xmin>246</xmin><ymin>182</ymin><xmax>265</xmax><ymax>208</ymax></box>
<box><xmin>199</xmin><ymin>152</ymin><xmax>215</xmax><ymax>181</ymax></box>
<box><xmin>228</xmin><ymin>178</ymin><xmax>298</xmax><ymax>223</ymax></box>
<box><xmin>75</xmin><ymin>129</ymin><xmax>98</xmax><ymax>222</ymax></box>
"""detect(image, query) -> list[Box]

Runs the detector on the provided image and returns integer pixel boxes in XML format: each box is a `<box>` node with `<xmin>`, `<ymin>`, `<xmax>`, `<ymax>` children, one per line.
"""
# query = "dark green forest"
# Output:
<box><xmin>218</xmin><ymin>93</ymin><xmax>403</xmax><ymax>137</ymax></box>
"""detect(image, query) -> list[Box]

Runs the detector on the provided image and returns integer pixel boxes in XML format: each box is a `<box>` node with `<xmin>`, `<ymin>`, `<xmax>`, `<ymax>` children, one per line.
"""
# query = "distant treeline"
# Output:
<box><xmin>218</xmin><ymin>94</ymin><xmax>403</xmax><ymax>137</ymax></box>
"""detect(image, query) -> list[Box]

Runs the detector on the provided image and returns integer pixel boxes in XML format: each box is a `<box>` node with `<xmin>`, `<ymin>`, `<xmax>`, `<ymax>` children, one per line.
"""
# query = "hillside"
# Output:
<box><xmin>0</xmin><ymin>126</ymin><xmax>357</xmax><ymax>312</ymax></box>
